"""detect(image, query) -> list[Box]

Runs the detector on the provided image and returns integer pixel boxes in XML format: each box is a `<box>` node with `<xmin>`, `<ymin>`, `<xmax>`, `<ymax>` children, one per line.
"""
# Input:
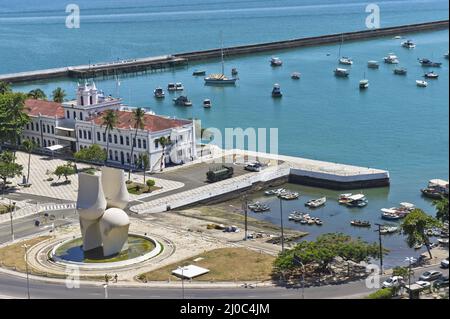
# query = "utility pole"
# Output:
<box><xmin>279</xmin><ymin>197</ymin><xmax>285</xmax><ymax>253</ymax></box>
<box><xmin>405</xmin><ymin>257</ymin><xmax>416</xmax><ymax>300</ymax></box>
<box><xmin>103</xmin><ymin>284</ymin><xmax>108</xmax><ymax>299</ymax></box>
<box><xmin>242</xmin><ymin>195</ymin><xmax>248</xmax><ymax>240</ymax></box>
<box><xmin>22</xmin><ymin>244</ymin><xmax>30</xmax><ymax>299</ymax></box>
<box><xmin>178</xmin><ymin>266</ymin><xmax>185</xmax><ymax>299</ymax></box>
<box><xmin>10</xmin><ymin>201</ymin><xmax>16</xmax><ymax>242</ymax></box>
<box><xmin>375</xmin><ymin>223</ymin><xmax>383</xmax><ymax>274</ymax></box>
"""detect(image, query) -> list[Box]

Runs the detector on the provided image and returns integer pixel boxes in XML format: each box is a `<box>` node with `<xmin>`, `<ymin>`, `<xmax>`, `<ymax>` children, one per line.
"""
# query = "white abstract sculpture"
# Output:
<box><xmin>76</xmin><ymin>168</ymin><xmax>130</xmax><ymax>256</ymax></box>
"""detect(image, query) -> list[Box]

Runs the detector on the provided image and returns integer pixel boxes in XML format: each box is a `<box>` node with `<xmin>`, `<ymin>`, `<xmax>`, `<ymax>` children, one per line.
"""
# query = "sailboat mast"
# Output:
<box><xmin>338</xmin><ymin>34</ymin><xmax>343</xmax><ymax>58</ymax></box>
<box><xmin>221</xmin><ymin>32</ymin><xmax>225</xmax><ymax>75</ymax></box>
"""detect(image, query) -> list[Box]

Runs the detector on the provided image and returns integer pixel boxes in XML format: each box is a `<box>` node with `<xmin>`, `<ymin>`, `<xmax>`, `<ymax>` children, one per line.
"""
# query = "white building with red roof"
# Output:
<box><xmin>21</xmin><ymin>82</ymin><xmax>196</xmax><ymax>171</ymax></box>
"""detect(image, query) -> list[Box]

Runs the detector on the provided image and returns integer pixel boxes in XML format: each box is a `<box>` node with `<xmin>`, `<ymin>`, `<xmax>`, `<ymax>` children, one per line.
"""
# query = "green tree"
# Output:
<box><xmin>137</xmin><ymin>153</ymin><xmax>150</xmax><ymax>184</ymax></box>
<box><xmin>401</xmin><ymin>209</ymin><xmax>441</xmax><ymax>259</ymax></box>
<box><xmin>101</xmin><ymin>110</ymin><xmax>118</xmax><ymax>165</ymax></box>
<box><xmin>157</xmin><ymin>136</ymin><xmax>172</xmax><ymax>172</ymax></box>
<box><xmin>74</xmin><ymin>144</ymin><xmax>106</xmax><ymax>163</ymax></box>
<box><xmin>0</xmin><ymin>92</ymin><xmax>30</xmax><ymax>150</ymax></box>
<box><xmin>21</xmin><ymin>138</ymin><xmax>37</xmax><ymax>185</ymax></box>
<box><xmin>129</xmin><ymin>107</ymin><xmax>145</xmax><ymax>180</ymax></box>
<box><xmin>0</xmin><ymin>81</ymin><xmax>12</xmax><ymax>95</ymax></box>
<box><xmin>433</xmin><ymin>197</ymin><xmax>449</xmax><ymax>223</ymax></box>
<box><xmin>52</xmin><ymin>87</ymin><xmax>66</xmax><ymax>103</ymax></box>
<box><xmin>27</xmin><ymin>89</ymin><xmax>47</xmax><ymax>100</ymax></box>
<box><xmin>392</xmin><ymin>266</ymin><xmax>412</xmax><ymax>278</ymax></box>
<box><xmin>0</xmin><ymin>151</ymin><xmax>23</xmax><ymax>193</ymax></box>
<box><xmin>54</xmin><ymin>163</ymin><xmax>76</xmax><ymax>181</ymax></box>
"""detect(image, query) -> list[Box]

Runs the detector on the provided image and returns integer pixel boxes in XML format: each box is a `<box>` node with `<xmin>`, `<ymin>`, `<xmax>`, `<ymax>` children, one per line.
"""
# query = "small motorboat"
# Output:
<box><xmin>393</xmin><ymin>67</ymin><xmax>407</xmax><ymax>75</ymax></box>
<box><xmin>339</xmin><ymin>57</ymin><xmax>353</xmax><ymax>65</ymax></box>
<box><xmin>394</xmin><ymin>35</ymin><xmax>402</xmax><ymax>39</ymax></box>
<box><xmin>338</xmin><ymin>193</ymin><xmax>353</xmax><ymax>204</ymax></box>
<box><xmin>265</xmin><ymin>188</ymin><xmax>286</xmax><ymax>196</ymax></box>
<box><xmin>307</xmin><ymin>218</ymin><xmax>316</xmax><ymax>225</ymax></box>
<box><xmin>168</xmin><ymin>82</ymin><xmax>184</xmax><ymax>91</ymax></box>
<box><xmin>418</xmin><ymin>58</ymin><xmax>442</xmax><ymax>67</ymax></box>
<box><xmin>359</xmin><ymin>79</ymin><xmax>369</xmax><ymax>89</ymax></box>
<box><xmin>344</xmin><ymin>194</ymin><xmax>368</xmax><ymax>207</ymax></box>
<box><xmin>270</xmin><ymin>57</ymin><xmax>283</xmax><ymax>67</ymax></box>
<box><xmin>315</xmin><ymin>219</ymin><xmax>323</xmax><ymax>226</ymax></box>
<box><xmin>279</xmin><ymin>192</ymin><xmax>300</xmax><ymax>200</ymax></box>
<box><xmin>424</xmin><ymin>71</ymin><xmax>439</xmax><ymax>79</ymax></box>
<box><xmin>384</xmin><ymin>53</ymin><xmax>399</xmax><ymax>64</ymax></box>
<box><xmin>414</xmin><ymin>243</ymin><xmax>423</xmax><ymax>250</ymax></box>
<box><xmin>334</xmin><ymin>68</ymin><xmax>349</xmax><ymax>77</ymax></box>
<box><xmin>291</xmin><ymin>72</ymin><xmax>301</xmax><ymax>79</ymax></box>
<box><xmin>248</xmin><ymin>202</ymin><xmax>270</xmax><ymax>212</ymax></box>
<box><xmin>381</xmin><ymin>209</ymin><xmax>403</xmax><ymax>220</ymax></box>
<box><xmin>231</xmin><ymin>68</ymin><xmax>238</xmax><ymax>76</ymax></box>
<box><xmin>203</xmin><ymin>99</ymin><xmax>212</xmax><ymax>108</ymax></box>
<box><xmin>153</xmin><ymin>87</ymin><xmax>165</xmax><ymax>98</ymax></box>
<box><xmin>445</xmin><ymin>51</ymin><xmax>449</xmax><ymax>59</ymax></box>
<box><xmin>401</xmin><ymin>40</ymin><xmax>416</xmax><ymax>49</ymax></box>
<box><xmin>305</xmin><ymin>197</ymin><xmax>326</xmax><ymax>208</ymax></box>
<box><xmin>350</xmin><ymin>220</ymin><xmax>371</xmax><ymax>227</ymax></box>
<box><xmin>193</xmin><ymin>70</ymin><xmax>207</xmax><ymax>76</ymax></box>
<box><xmin>420</xmin><ymin>179</ymin><xmax>448</xmax><ymax>199</ymax></box>
<box><xmin>380</xmin><ymin>225</ymin><xmax>399</xmax><ymax>235</ymax></box>
<box><xmin>367</xmin><ymin>60</ymin><xmax>379</xmax><ymax>69</ymax></box>
<box><xmin>272</xmin><ymin>84</ymin><xmax>283</xmax><ymax>98</ymax></box>
<box><xmin>173</xmin><ymin>95</ymin><xmax>192</xmax><ymax>106</ymax></box>
<box><xmin>416</xmin><ymin>80</ymin><xmax>428</xmax><ymax>87</ymax></box>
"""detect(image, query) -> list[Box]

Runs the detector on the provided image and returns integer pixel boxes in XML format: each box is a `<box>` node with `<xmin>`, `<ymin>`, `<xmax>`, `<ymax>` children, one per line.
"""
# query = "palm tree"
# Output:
<box><xmin>101</xmin><ymin>110</ymin><xmax>118</xmax><ymax>165</ymax></box>
<box><xmin>138</xmin><ymin>153</ymin><xmax>150</xmax><ymax>184</ymax></box>
<box><xmin>21</xmin><ymin>138</ymin><xmax>37</xmax><ymax>185</ymax></box>
<box><xmin>27</xmin><ymin>89</ymin><xmax>47</xmax><ymax>100</ymax></box>
<box><xmin>0</xmin><ymin>81</ymin><xmax>12</xmax><ymax>95</ymax></box>
<box><xmin>433</xmin><ymin>197</ymin><xmax>449</xmax><ymax>223</ymax></box>
<box><xmin>52</xmin><ymin>87</ymin><xmax>66</xmax><ymax>103</ymax></box>
<box><xmin>128</xmin><ymin>107</ymin><xmax>146</xmax><ymax>180</ymax></box>
<box><xmin>158</xmin><ymin>136</ymin><xmax>172</xmax><ymax>172</ymax></box>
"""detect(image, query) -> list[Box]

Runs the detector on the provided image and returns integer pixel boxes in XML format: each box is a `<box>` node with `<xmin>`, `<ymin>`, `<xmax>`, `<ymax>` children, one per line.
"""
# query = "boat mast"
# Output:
<box><xmin>220</xmin><ymin>31</ymin><xmax>225</xmax><ymax>75</ymax></box>
<box><xmin>338</xmin><ymin>33</ymin><xmax>343</xmax><ymax>58</ymax></box>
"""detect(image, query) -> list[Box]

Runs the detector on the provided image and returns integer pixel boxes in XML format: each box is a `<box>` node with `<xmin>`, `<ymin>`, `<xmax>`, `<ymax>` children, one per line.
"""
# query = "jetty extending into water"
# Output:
<box><xmin>1</xmin><ymin>20</ymin><xmax>448</xmax><ymax>84</ymax></box>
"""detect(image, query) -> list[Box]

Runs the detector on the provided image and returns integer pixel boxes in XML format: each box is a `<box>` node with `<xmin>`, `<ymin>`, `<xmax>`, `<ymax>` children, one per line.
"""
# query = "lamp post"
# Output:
<box><xmin>279</xmin><ymin>197</ymin><xmax>285</xmax><ymax>253</ymax></box>
<box><xmin>10</xmin><ymin>200</ymin><xmax>16</xmax><ymax>242</ymax></box>
<box><xmin>293</xmin><ymin>254</ymin><xmax>305</xmax><ymax>299</ymax></box>
<box><xmin>374</xmin><ymin>223</ymin><xmax>384</xmax><ymax>274</ymax></box>
<box><xmin>103</xmin><ymin>284</ymin><xmax>108</xmax><ymax>299</ymax></box>
<box><xmin>178</xmin><ymin>266</ymin><xmax>185</xmax><ymax>299</ymax></box>
<box><xmin>242</xmin><ymin>195</ymin><xmax>248</xmax><ymax>241</ymax></box>
<box><xmin>405</xmin><ymin>257</ymin><xmax>416</xmax><ymax>299</ymax></box>
<box><xmin>22</xmin><ymin>244</ymin><xmax>30</xmax><ymax>299</ymax></box>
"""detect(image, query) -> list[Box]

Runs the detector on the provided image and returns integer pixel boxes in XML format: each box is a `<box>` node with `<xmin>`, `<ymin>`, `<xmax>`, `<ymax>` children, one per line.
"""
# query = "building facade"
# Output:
<box><xmin>22</xmin><ymin>83</ymin><xmax>196</xmax><ymax>171</ymax></box>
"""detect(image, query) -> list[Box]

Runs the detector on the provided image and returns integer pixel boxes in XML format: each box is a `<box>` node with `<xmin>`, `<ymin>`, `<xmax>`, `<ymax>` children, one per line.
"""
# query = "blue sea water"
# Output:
<box><xmin>1</xmin><ymin>1</ymin><xmax>449</xmax><ymax>267</ymax></box>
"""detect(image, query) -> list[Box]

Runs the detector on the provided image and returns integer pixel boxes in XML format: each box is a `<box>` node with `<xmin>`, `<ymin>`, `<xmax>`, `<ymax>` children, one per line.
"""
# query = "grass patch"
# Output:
<box><xmin>127</xmin><ymin>182</ymin><xmax>161</xmax><ymax>195</ymax></box>
<box><xmin>0</xmin><ymin>204</ymin><xmax>13</xmax><ymax>215</ymax></box>
<box><xmin>138</xmin><ymin>247</ymin><xmax>275</xmax><ymax>282</ymax></box>
<box><xmin>0</xmin><ymin>236</ymin><xmax>51</xmax><ymax>273</ymax></box>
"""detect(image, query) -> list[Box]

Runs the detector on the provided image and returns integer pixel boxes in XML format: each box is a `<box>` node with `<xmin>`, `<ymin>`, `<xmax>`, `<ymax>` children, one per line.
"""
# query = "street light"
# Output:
<box><xmin>178</xmin><ymin>266</ymin><xmax>185</xmax><ymax>299</ymax></box>
<box><xmin>279</xmin><ymin>197</ymin><xmax>285</xmax><ymax>253</ymax></box>
<box><xmin>10</xmin><ymin>200</ymin><xmax>16</xmax><ymax>242</ymax></box>
<box><xmin>293</xmin><ymin>254</ymin><xmax>305</xmax><ymax>299</ymax></box>
<box><xmin>405</xmin><ymin>257</ymin><xmax>416</xmax><ymax>299</ymax></box>
<box><xmin>374</xmin><ymin>223</ymin><xmax>384</xmax><ymax>274</ymax></box>
<box><xmin>22</xmin><ymin>244</ymin><xmax>30</xmax><ymax>299</ymax></box>
<box><xmin>103</xmin><ymin>284</ymin><xmax>108</xmax><ymax>299</ymax></box>
<box><xmin>241</xmin><ymin>195</ymin><xmax>248</xmax><ymax>241</ymax></box>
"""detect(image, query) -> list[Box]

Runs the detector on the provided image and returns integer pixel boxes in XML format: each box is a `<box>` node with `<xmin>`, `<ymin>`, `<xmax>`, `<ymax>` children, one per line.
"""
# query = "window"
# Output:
<box><xmin>51</xmin><ymin>126</ymin><xmax>54</xmax><ymax>134</ymax></box>
<box><xmin>108</xmin><ymin>134</ymin><xmax>112</xmax><ymax>143</ymax></box>
<box><xmin>126</xmin><ymin>137</ymin><xmax>130</xmax><ymax>146</ymax></box>
<box><xmin>73</xmin><ymin>111</ymin><xmax>76</xmax><ymax>119</ymax></box>
<box><xmin>26</xmin><ymin>124</ymin><xmax>29</xmax><ymax>130</ymax></box>
<box><xmin>143</xmin><ymin>140</ymin><xmax>147</xmax><ymax>149</ymax></box>
<box><xmin>97</xmin><ymin>132</ymin><xmax>101</xmax><ymax>141</ymax></box>
<box><xmin>133</xmin><ymin>138</ymin><xmax>136</xmax><ymax>147</ymax></box>
<box><xmin>52</xmin><ymin>140</ymin><xmax>55</xmax><ymax>145</ymax></box>
<box><xmin>31</xmin><ymin>123</ymin><xmax>34</xmax><ymax>130</ymax></box>
<box><xmin>88</xmin><ymin>131</ymin><xmax>92</xmax><ymax>140</ymax></box>
<box><xmin>79</xmin><ymin>129</ymin><xmax>83</xmax><ymax>139</ymax></box>
<box><xmin>47</xmin><ymin>125</ymin><xmax>50</xmax><ymax>133</ymax></box>
<box><xmin>138</xmin><ymin>139</ymin><xmax>141</xmax><ymax>148</ymax></box>
<box><xmin>67</xmin><ymin>110</ymin><xmax>70</xmax><ymax>119</ymax></box>
<box><xmin>31</xmin><ymin>137</ymin><xmax>35</xmax><ymax>143</ymax></box>
<box><xmin>80</xmin><ymin>112</ymin><xmax>83</xmax><ymax>121</ymax></box>
<box><xmin>43</xmin><ymin>140</ymin><xmax>47</xmax><ymax>147</ymax></box>
<box><xmin>109</xmin><ymin>150</ymin><xmax>113</xmax><ymax>160</ymax></box>
<box><xmin>114</xmin><ymin>151</ymin><xmax>118</xmax><ymax>161</ymax></box>
<box><xmin>36</xmin><ymin>123</ymin><xmax>39</xmax><ymax>131</ymax></box>
<box><xmin>43</xmin><ymin>125</ymin><xmax>46</xmax><ymax>133</ymax></box>
<box><xmin>36</xmin><ymin>138</ymin><xmax>40</xmax><ymax>146</ymax></box>
<box><xmin>120</xmin><ymin>136</ymin><xmax>124</xmax><ymax>145</ymax></box>
<box><xmin>179</xmin><ymin>135</ymin><xmax>183</xmax><ymax>141</ymax></box>
<box><xmin>126</xmin><ymin>153</ymin><xmax>130</xmax><ymax>163</ymax></box>
<box><xmin>103</xmin><ymin>133</ymin><xmax>106</xmax><ymax>142</ymax></box>
<box><xmin>114</xmin><ymin>135</ymin><xmax>118</xmax><ymax>144</ymax></box>
<box><xmin>154</xmin><ymin>140</ymin><xmax>159</xmax><ymax>149</ymax></box>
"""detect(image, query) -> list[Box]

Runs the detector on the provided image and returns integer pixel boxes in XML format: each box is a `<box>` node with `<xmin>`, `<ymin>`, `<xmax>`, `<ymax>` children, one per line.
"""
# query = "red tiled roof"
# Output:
<box><xmin>91</xmin><ymin>110</ymin><xmax>191</xmax><ymax>132</ymax></box>
<box><xmin>24</xmin><ymin>99</ymin><xmax>65</xmax><ymax>119</ymax></box>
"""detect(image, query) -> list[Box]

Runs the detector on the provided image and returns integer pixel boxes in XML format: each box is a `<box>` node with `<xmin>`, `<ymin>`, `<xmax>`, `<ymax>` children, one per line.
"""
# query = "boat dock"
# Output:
<box><xmin>0</xmin><ymin>20</ymin><xmax>447</xmax><ymax>84</ymax></box>
<box><xmin>129</xmin><ymin>149</ymin><xmax>390</xmax><ymax>214</ymax></box>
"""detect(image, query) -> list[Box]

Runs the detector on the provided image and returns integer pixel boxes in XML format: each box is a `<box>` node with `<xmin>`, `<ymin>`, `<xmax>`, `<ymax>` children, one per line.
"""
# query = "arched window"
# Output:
<box><xmin>108</xmin><ymin>134</ymin><xmax>112</xmax><ymax>143</ymax></box>
<box><xmin>120</xmin><ymin>136</ymin><xmax>124</xmax><ymax>145</ymax></box>
<box><xmin>83</xmin><ymin>130</ymin><xmax>87</xmax><ymax>139</ymax></box>
<box><xmin>143</xmin><ymin>140</ymin><xmax>147</xmax><ymax>149</ymax></box>
<box><xmin>114</xmin><ymin>151</ymin><xmax>118</xmax><ymax>161</ymax></box>
<box><xmin>138</xmin><ymin>139</ymin><xmax>142</xmax><ymax>148</ymax></box>
<box><xmin>109</xmin><ymin>150</ymin><xmax>113</xmax><ymax>160</ymax></box>
<box><xmin>43</xmin><ymin>140</ymin><xmax>47</xmax><ymax>147</ymax></box>
<box><xmin>114</xmin><ymin>135</ymin><xmax>118</xmax><ymax>144</ymax></box>
<box><xmin>67</xmin><ymin>110</ymin><xmax>70</xmax><ymax>119</ymax></box>
<box><xmin>80</xmin><ymin>112</ymin><xmax>83</xmax><ymax>121</ymax></box>
<box><xmin>97</xmin><ymin>132</ymin><xmax>101</xmax><ymax>141</ymax></box>
<box><xmin>79</xmin><ymin>129</ymin><xmax>83</xmax><ymax>139</ymax></box>
<box><xmin>126</xmin><ymin>137</ymin><xmax>130</xmax><ymax>146</ymax></box>
<box><xmin>51</xmin><ymin>126</ymin><xmax>54</xmax><ymax>134</ymax></box>
<box><xmin>47</xmin><ymin>125</ymin><xmax>50</xmax><ymax>133</ymax></box>
<box><xmin>36</xmin><ymin>138</ymin><xmax>40</xmax><ymax>146</ymax></box>
<box><xmin>31</xmin><ymin>122</ymin><xmax>34</xmax><ymax>131</ymax></box>
<box><xmin>43</xmin><ymin>125</ymin><xmax>46</xmax><ymax>133</ymax></box>
<box><xmin>88</xmin><ymin>131</ymin><xmax>92</xmax><ymax>140</ymax></box>
<box><xmin>73</xmin><ymin>111</ymin><xmax>76</xmax><ymax>119</ymax></box>
<box><xmin>126</xmin><ymin>153</ymin><xmax>130</xmax><ymax>163</ymax></box>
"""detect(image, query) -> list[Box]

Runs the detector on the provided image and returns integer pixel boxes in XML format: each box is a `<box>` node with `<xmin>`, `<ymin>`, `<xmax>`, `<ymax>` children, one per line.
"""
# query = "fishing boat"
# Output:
<box><xmin>367</xmin><ymin>60</ymin><xmax>379</xmax><ymax>69</ymax></box>
<box><xmin>272</xmin><ymin>84</ymin><xmax>283</xmax><ymax>98</ymax></box>
<box><xmin>279</xmin><ymin>192</ymin><xmax>300</xmax><ymax>200</ymax></box>
<box><xmin>291</xmin><ymin>72</ymin><xmax>301</xmax><ymax>79</ymax></box>
<box><xmin>153</xmin><ymin>87</ymin><xmax>165</xmax><ymax>98</ymax></box>
<box><xmin>350</xmin><ymin>220</ymin><xmax>371</xmax><ymax>227</ymax></box>
<box><xmin>305</xmin><ymin>197</ymin><xmax>326</xmax><ymax>208</ymax></box>
<box><xmin>338</xmin><ymin>193</ymin><xmax>353</xmax><ymax>204</ymax></box>
<box><xmin>315</xmin><ymin>219</ymin><xmax>323</xmax><ymax>226</ymax></box>
<box><xmin>270</xmin><ymin>57</ymin><xmax>283</xmax><ymax>67</ymax></box>
<box><xmin>416</xmin><ymin>80</ymin><xmax>428</xmax><ymax>87</ymax></box>
<box><xmin>401</xmin><ymin>40</ymin><xmax>416</xmax><ymax>49</ymax></box>
<box><xmin>334</xmin><ymin>68</ymin><xmax>349</xmax><ymax>77</ymax></box>
<box><xmin>381</xmin><ymin>203</ymin><xmax>415</xmax><ymax>221</ymax></box>
<box><xmin>421</xmin><ymin>179</ymin><xmax>449</xmax><ymax>199</ymax></box>
<box><xmin>393</xmin><ymin>67</ymin><xmax>407</xmax><ymax>75</ymax></box>
<box><xmin>265</xmin><ymin>188</ymin><xmax>286</xmax><ymax>196</ymax></box>
<box><xmin>380</xmin><ymin>225</ymin><xmax>399</xmax><ymax>234</ymax></box>
<box><xmin>345</xmin><ymin>194</ymin><xmax>368</xmax><ymax>207</ymax></box>
<box><xmin>248</xmin><ymin>202</ymin><xmax>270</xmax><ymax>212</ymax></box>
<box><xmin>445</xmin><ymin>51</ymin><xmax>449</xmax><ymax>59</ymax></box>
<box><xmin>337</xmin><ymin>34</ymin><xmax>353</xmax><ymax>65</ymax></box>
<box><xmin>167</xmin><ymin>83</ymin><xmax>177</xmax><ymax>91</ymax></box>
<box><xmin>307</xmin><ymin>218</ymin><xmax>316</xmax><ymax>225</ymax></box>
<box><xmin>231</xmin><ymin>68</ymin><xmax>238</xmax><ymax>76</ymax></box>
<box><xmin>384</xmin><ymin>53</ymin><xmax>399</xmax><ymax>64</ymax></box>
<box><xmin>424</xmin><ymin>71</ymin><xmax>439</xmax><ymax>79</ymax></box>
<box><xmin>193</xmin><ymin>70</ymin><xmax>206</xmax><ymax>76</ymax></box>
<box><xmin>173</xmin><ymin>96</ymin><xmax>192</xmax><ymax>107</ymax></box>
<box><xmin>418</xmin><ymin>58</ymin><xmax>442</xmax><ymax>67</ymax></box>
<box><xmin>359</xmin><ymin>79</ymin><xmax>369</xmax><ymax>89</ymax></box>
<box><xmin>203</xmin><ymin>99</ymin><xmax>212</xmax><ymax>108</ymax></box>
<box><xmin>204</xmin><ymin>35</ymin><xmax>238</xmax><ymax>85</ymax></box>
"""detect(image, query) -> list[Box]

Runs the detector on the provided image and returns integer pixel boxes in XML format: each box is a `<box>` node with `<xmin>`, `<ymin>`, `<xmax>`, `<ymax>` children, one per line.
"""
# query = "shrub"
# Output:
<box><xmin>366</xmin><ymin>288</ymin><xmax>395</xmax><ymax>299</ymax></box>
<box><xmin>146</xmin><ymin>179</ymin><xmax>155</xmax><ymax>188</ymax></box>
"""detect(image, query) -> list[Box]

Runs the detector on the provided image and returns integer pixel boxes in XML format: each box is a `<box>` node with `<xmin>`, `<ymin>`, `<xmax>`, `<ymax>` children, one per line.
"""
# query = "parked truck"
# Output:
<box><xmin>206</xmin><ymin>165</ymin><xmax>234</xmax><ymax>182</ymax></box>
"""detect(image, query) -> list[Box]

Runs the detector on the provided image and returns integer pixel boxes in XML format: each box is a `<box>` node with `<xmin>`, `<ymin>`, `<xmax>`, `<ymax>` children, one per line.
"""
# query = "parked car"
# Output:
<box><xmin>382</xmin><ymin>276</ymin><xmax>404</xmax><ymax>288</ymax></box>
<box><xmin>419</xmin><ymin>270</ymin><xmax>443</xmax><ymax>281</ymax></box>
<box><xmin>244</xmin><ymin>162</ymin><xmax>262</xmax><ymax>172</ymax></box>
<box><xmin>440</xmin><ymin>258</ymin><xmax>449</xmax><ymax>269</ymax></box>
<box><xmin>415</xmin><ymin>281</ymin><xmax>432</xmax><ymax>289</ymax></box>
<box><xmin>433</xmin><ymin>276</ymin><xmax>449</xmax><ymax>288</ymax></box>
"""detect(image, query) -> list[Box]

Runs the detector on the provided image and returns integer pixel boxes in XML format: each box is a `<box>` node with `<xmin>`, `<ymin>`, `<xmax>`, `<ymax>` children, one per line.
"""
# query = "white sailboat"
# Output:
<box><xmin>204</xmin><ymin>33</ymin><xmax>238</xmax><ymax>85</ymax></box>
<box><xmin>338</xmin><ymin>34</ymin><xmax>353</xmax><ymax>65</ymax></box>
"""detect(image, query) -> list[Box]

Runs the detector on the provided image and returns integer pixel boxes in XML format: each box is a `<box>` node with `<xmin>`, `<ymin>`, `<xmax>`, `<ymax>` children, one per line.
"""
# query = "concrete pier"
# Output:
<box><xmin>1</xmin><ymin>20</ymin><xmax>447</xmax><ymax>84</ymax></box>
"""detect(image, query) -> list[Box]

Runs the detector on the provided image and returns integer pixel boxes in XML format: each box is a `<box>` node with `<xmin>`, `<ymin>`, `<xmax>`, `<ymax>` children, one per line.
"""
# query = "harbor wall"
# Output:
<box><xmin>1</xmin><ymin>20</ymin><xmax>448</xmax><ymax>84</ymax></box>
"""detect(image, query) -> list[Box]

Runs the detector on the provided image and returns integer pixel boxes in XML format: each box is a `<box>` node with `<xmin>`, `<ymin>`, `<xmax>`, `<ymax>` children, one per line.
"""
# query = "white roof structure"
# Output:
<box><xmin>46</xmin><ymin>145</ymin><xmax>64</xmax><ymax>151</ymax></box>
<box><xmin>172</xmin><ymin>265</ymin><xmax>210</xmax><ymax>279</ymax></box>
<box><xmin>348</xmin><ymin>194</ymin><xmax>366</xmax><ymax>201</ymax></box>
<box><xmin>400</xmin><ymin>202</ymin><xmax>415</xmax><ymax>209</ymax></box>
<box><xmin>429</xmin><ymin>179</ymin><xmax>449</xmax><ymax>188</ymax></box>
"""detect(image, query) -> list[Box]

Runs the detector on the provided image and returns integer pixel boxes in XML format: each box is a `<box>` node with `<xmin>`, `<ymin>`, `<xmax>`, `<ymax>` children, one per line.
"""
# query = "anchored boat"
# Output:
<box><xmin>416</xmin><ymin>80</ymin><xmax>428</xmax><ymax>87</ymax></box>
<box><xmin>173</xmin><ymin>96</ymin><xmax>192</xmax><ymax>107</ymax></box>
<box><xmin>401</xmin><ymin>40</ymin><xmax>416</xmax><ymax>49</ymax></box>
<box><xmin>272</xmin><ymin>84</ymin><xmax>283</xmax><ymax>98</ymax></box>
<box><xmin>367</xmin><ymin>60</ymin><xmax>379</xmax><ymax>69</ymax></box>
<box><xmin>384</xmin><ymin>53</ymin><xmax>399</xmax><ymax>64</ymax></box>
<box><xmin>270</xmin><ymin>57</ymin><xmax>283</xmax><ymax>67</ymax></box>
<box><xmin>153</xmin><ymin>87</ymin><xmax>165</xmax><ymax>98</ymax></box>
<box><xmin>418</xmin><ymin>58</ymin><xmax>442</xmax><ymax>67</ymax></box>
<box><xmin>424</xmin><ymin>71</ymin><xmax>439</xmax><ymax>79</ymax></box>
<box><xmin>204</xmin><ymin>35</ymin><xmax>238</xmax><ymax>85</ymax></box>
<box><xmin>393</xmin><ymin>67</ymin><xmax>407</xmax><ymax>75</ymax></box>
<box><xmin>334</xmin><ymin>68</ymin><xmax>349</xmax><ymax>77</ymax></box>
<box><xmin>305</xmin><ymin>197</ymin><xmax>326</xmax><ymax>208</ymax></box>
